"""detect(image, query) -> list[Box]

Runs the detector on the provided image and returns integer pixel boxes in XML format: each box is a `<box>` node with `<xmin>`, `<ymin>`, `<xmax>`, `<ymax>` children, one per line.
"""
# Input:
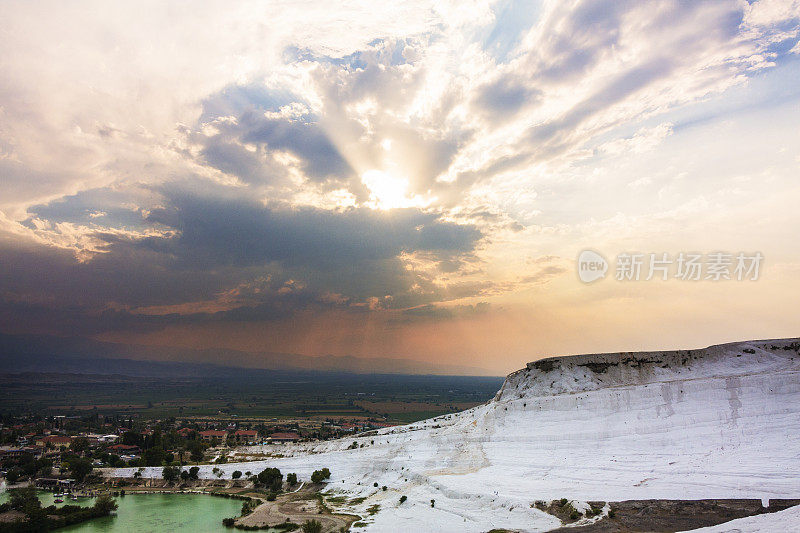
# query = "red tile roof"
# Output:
<box><xmin>199</xmin><ymin>430</ymin><xmax>228</xmax><ymax>437</ymax></box>
<box><xmin>269</xmin><ymin>432</ymin><xmax>300</xmax><ymax>440</ymax></box>
<box><xmin>42</xmin><ymin>436</ymin><xmax>72</xmax><ymax>444</ymax></box>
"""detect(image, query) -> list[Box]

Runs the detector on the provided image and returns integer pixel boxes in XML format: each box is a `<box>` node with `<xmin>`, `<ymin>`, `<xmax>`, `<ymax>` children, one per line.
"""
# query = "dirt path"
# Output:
<box><xmin>236</xmin><ymin>487</ymin><xmax>357</xmax><ymax>532</ymax></box>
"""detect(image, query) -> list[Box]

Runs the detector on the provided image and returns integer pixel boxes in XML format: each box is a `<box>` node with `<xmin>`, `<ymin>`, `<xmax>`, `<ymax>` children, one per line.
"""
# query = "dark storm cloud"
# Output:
<box><xmin>24</xmin><ymin>186</ymin><xmax>155</xmax><ymax>229</ymax></box>
<box><xmin>1</xmin><ymin>184</ymin><xmax>485</xmax><ymax>335</ymax></box>
<box><xmin>238</xmin><ymin>111</ymin><xmax>352</xmax><ymax>180</ymax></box>
<box><xmin>197</xmin><ymin>110</ymin><xmax>352</xmax><ymax>184</ymax></box>
<box><xmin>144</xmin><ymin>191</ymin><xmax>481</xmax><ymax>271</ymax></box>
<box><xmin>196</xmin><ymin>84</ymin><xmax>353</xmax><ymax>184</ymax></box>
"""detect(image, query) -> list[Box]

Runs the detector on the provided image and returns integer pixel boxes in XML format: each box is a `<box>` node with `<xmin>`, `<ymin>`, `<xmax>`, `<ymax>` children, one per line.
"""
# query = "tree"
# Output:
<box><xmin>67</xmin><ymin>457</ymin><xmax>93</xmax><ymax>481</ymax></box>
<box><xmin>71</xmin><ymin>438</ymin><xmax>90</xmax><ymax>455</ymax></box>
<box><xmin>187</xmin><ymin>439</ymin><xmax>204</xmax><ymax>462</ymax></box>
<box><xmin>189</xmin><ymin>466</ymin><xmax>200</xmax><ymax>479</ymax></box>
<box><xmin>163</xmin><ymin>466</ymin><xmax>180</xmax><ymax>483</ymax></box>
<box><xmin>144</xmin><ymin>446</ymin><xmax>166</xmax><ymax>466</ymax></box>
<box><xmin>310</xmin><ymin>468</ymin><xmax>331</xmax><ymax>483</ymax></box>
<box><xmin>94</xmin><ymin>493</ymin><xmax>118</xmax><ymax>515</ymax></box>
<box><xmin>9</xmin><ymin>487</ymin><xmax>46</xmax><ymax>529</ymax></box>
<box><xmin>302</xmin><ymin>519</ymin><xmax>322</xmax><ymax>533</ymax></box>
<box><xmin>5</xmin><ymin>467</ymin><xmax>21</xmax><ymax>483</ymax></box>
<box><xmin>180</xmin><ymin>470</ymin><xmax>191</xmax><ymax>482</ymax></box>
<box><xmin>286</xmin><ymin>472</ymin><xmax>298</xmax><ymax>485</ymax></box>
<box><xmin>10</xmin><ymin>486</ymin><xmax>40</xmax><ymax>512</ymax></box>
<box><xmin>122</xmin><ymin>430</ymin><xmax>142</xmax><ymax>446</ymax></box>
<box><xmin>257</xmin><ymin>467</ymin><xmax>282</xmax><ymax>490</ymax></box>
<box><xmin>232</xmin><ymin>470</ymin><xmax>242</xmax><ymax>479</ymax></box>
<box><xmin>399</xmin><ymin>495</ymin><xmax>407</xmax><ymax>504</ymax></box>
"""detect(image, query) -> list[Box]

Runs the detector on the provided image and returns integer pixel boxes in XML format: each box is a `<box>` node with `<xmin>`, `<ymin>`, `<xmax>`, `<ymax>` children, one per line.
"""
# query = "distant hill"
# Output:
<box><xmin>0</xmin><ymin>333</ymin><xmax>490</xmax><ymax>377</ymax></box>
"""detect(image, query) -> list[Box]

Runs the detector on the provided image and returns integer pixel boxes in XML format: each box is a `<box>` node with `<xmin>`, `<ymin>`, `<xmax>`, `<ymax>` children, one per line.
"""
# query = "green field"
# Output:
<box><xmin>0</xmin><ymin>372</ymin><xmax>503</xmax><ymax>423</ymax></box>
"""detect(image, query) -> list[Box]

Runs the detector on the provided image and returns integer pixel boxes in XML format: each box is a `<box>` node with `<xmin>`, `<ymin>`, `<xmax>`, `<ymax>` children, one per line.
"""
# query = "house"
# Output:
<box><xmin>234</xmin><ymin>429</ymin><xmax>259</xmax><ymax>444</ymax></box>
<box><xmin>37</xmin><ymin>435</ymin><xmax>72</xmax><ymax>449</ymax></box>
<box><xmin>269</xmin><ymin>432</ymin><xmax>300</xmax><ymax>443</ymax></box>
<box><xmin>176</xmin><ymin>428</ymin><xmax>194</xmax><ymax>437</ymax></box>
<box><xmin>35</xmin><ymin>478</ymin><xmax>75</xmax><ymax>491</ymax></box>
<box><xmin>108</xmin><ymin>444</ymin><xmax>141</xmax><ymax>455</ymax></box>
<box><xmin>0</xmin><ymin>446</ymin><xmax>27</xmax><ymax>459</ymax></box>
<box><xmin>81</xmin><ymin>433</ymin><xmax>103</xmax><ymax>444</ymax></box>
<box><xmin>198</xmin><ymin>430</ymin><xmax>228</xmax><ymax>443</ymax></box>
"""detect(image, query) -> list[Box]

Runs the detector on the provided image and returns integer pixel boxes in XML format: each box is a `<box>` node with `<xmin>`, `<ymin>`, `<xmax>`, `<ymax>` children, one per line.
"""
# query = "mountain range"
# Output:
<box><xmin>0</xmin><ymin>333</ymin><xmax>490</xmax><ymax>377</ymax></box>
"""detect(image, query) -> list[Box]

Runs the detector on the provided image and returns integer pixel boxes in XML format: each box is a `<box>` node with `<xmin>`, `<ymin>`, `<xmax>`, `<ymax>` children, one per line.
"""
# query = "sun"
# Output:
<box><xmin>361</xmin><ymin>169</ymin><xmax>412</xmax><ymax>209</ymax></box>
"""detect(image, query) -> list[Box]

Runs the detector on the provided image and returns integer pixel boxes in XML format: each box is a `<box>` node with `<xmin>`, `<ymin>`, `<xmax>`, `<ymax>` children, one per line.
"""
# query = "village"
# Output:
<box><xmin>0</xmin><ymin>412</ymin><xmax>397</xmax><ymax>489</ymax></box>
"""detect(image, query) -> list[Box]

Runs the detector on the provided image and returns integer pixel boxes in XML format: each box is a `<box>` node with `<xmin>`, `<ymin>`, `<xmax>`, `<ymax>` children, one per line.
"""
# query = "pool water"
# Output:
<box><xmin>1</xmin><ymin>491</ymin><xmax>249</xmax><ymax>532</ymax></box>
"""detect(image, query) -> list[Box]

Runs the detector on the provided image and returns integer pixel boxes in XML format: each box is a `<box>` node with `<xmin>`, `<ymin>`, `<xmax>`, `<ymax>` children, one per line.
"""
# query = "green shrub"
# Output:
<box><xmin>310</xmin><ymin>468</ymin><xmax>331</xmax><ymax>483</ymax></box>
<box><xmin>399</xmin><ymin>495</ymin><xmax>407</xmax><ymax>504</ymax></box>
<box><xmin>257</xmin><ymin>467</ymin><xmax>282</xmax><ymax>490</ymax></box>
<box><xmin>163</xmin><ymin>465</ymin><xmax>180</xmax><ymax>483</ymax></box>
<box><xmin>301</xmin><ymin>519</ymin><xmax>322</xmax><ymax>533</ymax></box>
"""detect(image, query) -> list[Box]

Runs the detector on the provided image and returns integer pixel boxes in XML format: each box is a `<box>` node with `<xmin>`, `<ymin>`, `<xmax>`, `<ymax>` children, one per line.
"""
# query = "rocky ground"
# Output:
<box><xmin>548</xmin><ymin>499</ymin><xmax>800</xmax><ymax>532</ymax></box>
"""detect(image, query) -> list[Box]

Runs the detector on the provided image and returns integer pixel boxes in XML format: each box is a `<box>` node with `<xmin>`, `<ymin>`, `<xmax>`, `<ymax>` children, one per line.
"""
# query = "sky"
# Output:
<box><xmin>1</xmin><ymin>0</ymin><xmax>799</xmax><ymax>375</ymax></box>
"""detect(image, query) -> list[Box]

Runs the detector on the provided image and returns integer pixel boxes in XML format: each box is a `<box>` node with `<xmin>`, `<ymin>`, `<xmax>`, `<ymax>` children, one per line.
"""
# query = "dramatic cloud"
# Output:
<box><xmin>1</xmin><ymin>0</ymin><xmax>800</xmax><ymax>372</ymax></box>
